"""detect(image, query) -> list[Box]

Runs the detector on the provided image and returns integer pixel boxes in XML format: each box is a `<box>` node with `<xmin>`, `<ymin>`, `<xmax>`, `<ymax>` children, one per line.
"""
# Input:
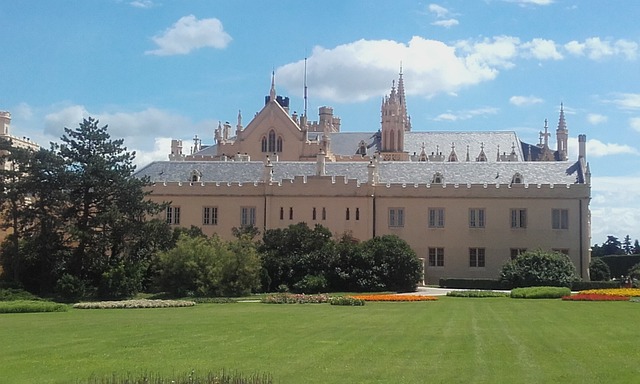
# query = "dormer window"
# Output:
<box><xmin>432</xmin><ymin>172</ymin><xmax>444</xmax><ymax>184</ymax></box>
<box><xmin>511</xmin><ymin>173</ymin><xmax>523</xmax><ymax>184</ymax></box>
<box><xmin>190</xmin><ymin>170</ymin><xmax>202</xmax><ymax>182</ymax></box>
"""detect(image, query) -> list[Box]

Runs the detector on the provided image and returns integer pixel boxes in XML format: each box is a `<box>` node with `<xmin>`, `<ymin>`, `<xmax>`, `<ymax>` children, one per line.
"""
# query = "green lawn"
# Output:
<box><xmin>1</xmin><ymin>298</ymin><xmax>638</xmax><ymax>383</ymax></box>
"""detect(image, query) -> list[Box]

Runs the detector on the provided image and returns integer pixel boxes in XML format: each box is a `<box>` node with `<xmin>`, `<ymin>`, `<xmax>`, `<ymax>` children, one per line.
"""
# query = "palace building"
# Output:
<box><xmin>135</xmin><ymin>71</ymin><xmax>591</xmax><ymax>283</ymax></box>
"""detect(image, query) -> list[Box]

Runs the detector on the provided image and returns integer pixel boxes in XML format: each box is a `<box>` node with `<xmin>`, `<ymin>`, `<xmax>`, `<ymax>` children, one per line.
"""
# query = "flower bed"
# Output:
<box><xmin>562</xmin><ymin>294</ymin><xmax>630</xmax><ymax>301</ymax></box>
<box><xmin>349</xmin><ymin>294</ymin><xmax>438</xmax><ymax>302</ymax></box>
<box><xmin>578</xmin><ymin>288</ymin><xmax>640</xmax><ymax>297</ymax></box>
<box><xmin>261</xmin><ymin>293</ymin><xmax>329</xmax><ymax>304</ymax></box>
<box><xmin>329</xmin><ymin>296</ymin><xmax>365</xmax><ymax>306</ymax></box>
<box><xmin>72</xmin><ymin>299</ymin><xmax>196</xmax><ymax>309</ymax></box>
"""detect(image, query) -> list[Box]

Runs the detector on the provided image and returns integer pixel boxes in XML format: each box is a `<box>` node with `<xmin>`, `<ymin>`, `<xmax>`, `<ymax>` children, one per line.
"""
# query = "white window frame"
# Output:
<box><xmin>469</xmin><ymin>208</ymin><xmax>485</xmax><ymax>228</ymax></box>
<box><xmin>429</xmin><ymin>208</ymin><xmax>445</xmax><ymax>228</ymax></box>
<box><xmin>469</xmin><ymin>248</ymin><xmax>486</xmax><ymax>268</ymax></box>
<box><xmin>389</xmin><ymin>208</ymin><xmax>405</xmax><ymax>228</ymax></box>
<box><xmin>552</xmin><ymin>208</ymin><xmax>569</xmax><ymax>230</ymax></box>
<box><xmin>428</xmin><ymin>247</ymin><xmax>444</xmax><ymax>267</ymax></box>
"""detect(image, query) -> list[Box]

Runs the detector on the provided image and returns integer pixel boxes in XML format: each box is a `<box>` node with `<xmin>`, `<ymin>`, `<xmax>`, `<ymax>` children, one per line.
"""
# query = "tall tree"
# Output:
<box><xmin>622</xmin><ymin>235</ymin><xmax>632</xmax><ymax>255</ymax></box>
<box><xmin>602</xmin><ymin>236</ymin><xmax>624</xmax><ymax>256</ymax></box>
<box><xmin>51</xmin><ymin>118</ymin><xmax>164</xmax><ymax>289</ymax></box>
<box><xmin>634</xmin><ymin>239</ymin><xmax>640</xmax><ymax>255</ymax></box>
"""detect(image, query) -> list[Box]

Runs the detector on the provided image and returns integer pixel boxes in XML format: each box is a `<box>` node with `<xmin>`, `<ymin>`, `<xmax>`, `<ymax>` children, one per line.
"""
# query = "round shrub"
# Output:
<box><xmin>510</xmin><ymin>286</ymin><xmax>571</xmax><ymax>299</ymax></box>
<box><xmin>499</xmin><ymin>249</ymin><xmax>580</xmax><ymax>288</ymax></box>
<box><xmin>589</xmin><ymin>258</ymin><xmax>611</xmax><ymax>281</ymax></box>
<box><xmin>329</xmin><ymin>296</ymin><xmax>365</xmax><ymax>306</ymax></box>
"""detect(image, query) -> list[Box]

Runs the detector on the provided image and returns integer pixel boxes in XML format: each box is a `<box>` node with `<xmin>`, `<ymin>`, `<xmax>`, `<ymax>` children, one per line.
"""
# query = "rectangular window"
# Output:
<box><xmin>289</xmin><ymin>207</ymin><xmax>294</xmax><ymax>220</ymax></box>
<box><xmin>279</xmin><ymin>207</ymin><xmax>284</xmax><ymax>220</ymax></box>
<box><xmin>553</xmin><ymin>248</ymin><xmax>570</xmax><ymax>255</ymax></box>
<box><xmin>510</xmin><ymin>248</ymin><xmax>527</xmax><ymax>259</ymax></box>
<box><xmin>312</xmin><ymin>207</ymin><xmax>317</xmax><ymax>221</ymax></box>
<box><xmin>469</xmin><ymin>248</ymin><xmax>486</xmax><ymax>268</ymax></box>
<box><xmin>552</xmin><ymin>209</ymin><xmax>569</xmax><ymax>229</ymax></box>
<box><xmin>356</xmin><ymin>208</ymin><xmax>360</xmax><ymax>221</ymax></box>
<box><xmin>241</xmin><ymin>207</ymin><xmax>256</xmax><ymax>227</ymax></box>
<box><xmin>346</xmin><ymin>208</ymin><xmax>350</xmax><ymax>220</ymax></box>
<box><xmin>322</xmin><ymin>207</ymin><xmax>326</xmax><ymax>220</ymax></box>
<box><xmin>389</xmin><ymin>208</ymin><xmax>405</xmax><ymax>228</ymax></box>
<box><xmin>202</xmin><ymin>206</ymin><xmax>218</xmax><ymax>225</ymax></box>
<box><xmin>469</xmin><ymin>208</ymin><xmax>485</xmax><ymax>228</ymax></box>
<box><xmin>428</xmin><ymin>208</ymin><xmax>445</xmax><ymax>228</ymax></box>
<box><xmin>166</xmin><ymin>206</ymin><xmax>180</xmax><ymax>225</ymax></box>
<box><xmin>428</xmin><ymin>247</ymin><xmax>444</xmax><ymax>267</ymax></box>
<box><xmin>510</xmin><ymin>209</ymin><xmax>527</xmax><ymax>228</ymax></box>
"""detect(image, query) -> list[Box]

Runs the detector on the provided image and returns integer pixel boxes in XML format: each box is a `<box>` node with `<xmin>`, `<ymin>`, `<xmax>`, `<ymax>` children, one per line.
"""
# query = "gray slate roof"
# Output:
<box><xmin>135</xmin><ymin>159</ymin><xmax>581</xmax><ymax>185</ymax></box>
<box><xmin>190</xmin><ymin>131</ymin><xmax>524</xmax><ymax>162</ymax></box>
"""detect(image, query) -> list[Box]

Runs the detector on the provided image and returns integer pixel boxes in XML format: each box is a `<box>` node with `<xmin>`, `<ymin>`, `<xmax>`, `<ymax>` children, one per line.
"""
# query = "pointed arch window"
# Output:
<box><xmin>268</xmin><ymin>130</ymin><xmax>276</xmax><ymax>152</ymax></box>
<box><xmin>432</xmin><ymin>172</ymin><xmax>444</xmax><ymax>184</ymax></box>
<box><xmin>389</xmin><ymin>130</ymin><xmax>395</xmax><ymax>151</ymax></box>
<box><xmin>511</xmin><ymin>173</ymin><xmax>524</xmax><ymax>184</ymax></box>
<box><xmin>261</xmin><ymin>136</ymin><xmax>268</xmax><ymax>152</ymax></box>
<box><xmin>277</xmin><ymin>136</ymin><xmax>283</xmax><ymax>152</ymax></box>
<box><xmin>397</xmin><ymin>130</ymin><xmax>402</xmax><ymax>151</ymax></box>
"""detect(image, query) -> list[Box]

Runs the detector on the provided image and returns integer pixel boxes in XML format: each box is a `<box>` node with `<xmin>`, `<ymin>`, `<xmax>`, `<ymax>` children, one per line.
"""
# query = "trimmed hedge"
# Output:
<box><xmin>510</xmin><ymin>286</ymin><xmax>571</xmax><ymax>299</ymax></box>
<box><xmin>439</xmin><ymin>278</ymin><xmax>511</xmax><ymax>290</ymax></box>
<box><xmin>0</xmin><ymin>300</ymin><xmax>69</xmax><ymax>313</ymax></box>
<box><xmin>329</xmin><ymin>296</ymin><xmax>365</xmax><ymax>306</ymax></box>
<box><xmin>570</xmin><ymin>280</ymin><xmax>621</xmax><ymax>291</ymax></box>
<box><xmin>597</xmin><ymin>255</ymin><xmax>640</xmax><ymax>277</ymax></box>
<box><xmin>446</xmin><ymin>290</ymin><xmax>509</xmax><ymax>298</ymax></box>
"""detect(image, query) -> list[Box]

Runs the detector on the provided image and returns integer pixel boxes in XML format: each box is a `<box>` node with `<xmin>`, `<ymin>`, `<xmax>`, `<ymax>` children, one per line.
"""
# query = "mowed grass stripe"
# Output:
<box><xmin>1</xmin><ymin>298</ymin><xmax>639</xmax><ymax>383</ymax></box>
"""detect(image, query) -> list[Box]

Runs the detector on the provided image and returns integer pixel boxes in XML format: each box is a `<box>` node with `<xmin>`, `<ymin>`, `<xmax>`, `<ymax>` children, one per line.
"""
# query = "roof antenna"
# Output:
<box><xmin>303</xmin><ymin>56</ymin><xmax>308</xmax><ymax>118</ymax></box>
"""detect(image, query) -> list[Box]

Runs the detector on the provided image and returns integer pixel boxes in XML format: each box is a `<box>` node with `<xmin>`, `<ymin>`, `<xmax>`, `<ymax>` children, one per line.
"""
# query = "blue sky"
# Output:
<box><xmin>2</xmin><ymin>0</ymin><xmax>639</xmax><ymax>244</ymax></box>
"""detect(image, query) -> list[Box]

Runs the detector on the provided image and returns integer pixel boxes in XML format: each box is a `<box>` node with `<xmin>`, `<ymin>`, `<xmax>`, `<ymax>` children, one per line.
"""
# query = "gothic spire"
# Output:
<box><xmin>269</xmin><ymin>70</ymin><xmax>276</xmax><ymax>102</ymax></box>
<box><xmin>557</xmin><ymin>102</ymin><xmax>567</xmax><ymax>131</ymax></box>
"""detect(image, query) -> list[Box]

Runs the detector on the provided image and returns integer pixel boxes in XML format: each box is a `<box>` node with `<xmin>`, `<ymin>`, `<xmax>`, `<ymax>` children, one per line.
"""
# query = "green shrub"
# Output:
<box><xmin>292</xmin><ymin>274</ymin><xmax>328</xmax><ymax>293</ymax></box>
<box><xmin>570</xmin><ymin>280</ymin><xmax>621</xmax><ymax>291</ymax></box>
<box><xmin>597</xmin><ymin>255</ymin><xmax>640</xmax><ymax>277</ymax></box>
<box><xmin>629</xmin><ymin>262</ymin><xmax>640</xmax><ymax>281</ymax></box>
<box><xmin>156</xmin><ymin>234</ymin><xmax>260</xmax><ymax>297</ymax></box>
<box><xmin>589</xmin><ymin>258</ymin><xmax>611</xmax><ymax>281</ymax></box>
<box><xmin>446</xmin><ymin>290</ymin><xmax>509</xmax><ymax>298</ymax></box>
<box><xmin>0</xmin><ymin>288</ymin><xmax>42</xmax><ymax>301</ymax></box>
<box><xmin>72</xmin><ymin>299</ymin><xmax>195</xmax><ymax>309</ymax></box>
<box><xmin>499</xmin><ymin>250</ymin><xmax>580</xmax><ymax>288</ymax></box>
<box><xmin>510</xmin><ymin>286</ymin><xmax>571</xmax><ymax>299</ymax></box>
<box><xmin>98</xmin><ymin>261</ymin><xmax>146</xmax><ymax>300</ymax></box>
<box><xmin>439</xmin><ymin>278</ymin><xmax>510</xmax><ymax>290</ymax></box>
<box><xmin>55</xmin><ymin>273</ymin><xmax>87</xmax><ymax>301</ymax></box>
<box><xmin>329</xmin><ymin>296</ymin><xmax>365</xmax><ymax>306</ymax></box>
<box><xmin>0</xmin><ymin>300</ymin><xmax>68</xmax><ymax>313</ymax></box>
<box><xmin>193</xmin><ymin>297</ymin><xmax>238</xmax><ymax>304</ymax></box>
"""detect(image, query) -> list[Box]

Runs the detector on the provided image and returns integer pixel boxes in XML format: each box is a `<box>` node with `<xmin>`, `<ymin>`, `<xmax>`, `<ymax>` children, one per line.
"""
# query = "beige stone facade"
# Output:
<box><xmin>137</xmin><ymin>72</ymin><xmax>591</xmax><ymax>283</ymax></box>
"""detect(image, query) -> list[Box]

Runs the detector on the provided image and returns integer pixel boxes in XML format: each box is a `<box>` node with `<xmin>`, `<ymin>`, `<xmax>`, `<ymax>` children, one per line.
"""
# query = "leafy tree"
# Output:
<box><xmin>601</xmin><ymin>236</ymin><xmax>624</xmax><ymax>256</ymax></box>
<box><xmin>360</xmin><ymin>235</ymin><xmax>423</xmax><ymax>292</ymax></box>
<box><xmin>622</xmin><ymin>235</ymin><xmax>633</xmax><ymax>255</ymax></box>
<box><xmin>156</xmin><ymin>234</ymin><xmax>260</xmax><ymax>297</ymax></box>
<box><xmin>589</xmin><ymin>258</ymin><xmax>611</xmax><ymax>281</ymax></box>
<box><xmin>499</xmin><ymin>249</ymin><xmax>580</xmax><ymax>288</ymax></box>
<box><xmin>259</xmin><ymin>222</ymin><xmax>333</xmax><ymax>292</ymax></box>
<box><xmin>49</xmin><ymin>117</ymin><xmax>164</xmax><ymax>297</ymax></box>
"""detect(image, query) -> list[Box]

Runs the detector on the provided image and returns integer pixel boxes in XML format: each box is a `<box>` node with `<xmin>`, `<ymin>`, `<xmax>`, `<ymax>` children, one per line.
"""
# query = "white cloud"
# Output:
<box><xmin>584</xmin><ymin>138</ymin><xmax>639</xmax><ymax>157</ymax></box>
<box><xmin>434</xmin><ymin>107</ymin><xmax>499</xmax><ymax>121</ymax></box>
<box><xmin>521</xmin><ymin>38</ymin><xmax>563</xmax><ymax>60</ymax></box>
<box><xmin>42</xmin><ymin>105</ymin><xmax>216</xmax><ymax>164</ymax></box>
<box><xmin>432</xmin><ymin>19</ymin><xmax>459</xmax><ymax>28</ymax></box>
<box><xmin>510</xmin><ymin>95</ymin><xmax>543</xmax><ymax>106</ymax></box>
<box><xmin>564</xmin><ymin>38</ymin><xmax>638</xmax><ymax>60</ymax></box>
<box><xmin>630</xmin><ymin>117</ymin><xmax>640</xmax><ymax>132</ymax></box>
<box><xmin>586</xmin><ymin>113</ymin><xmax>607</xmax><ymax>125</ymax></box>
<box><xmin>590</xmin><ymin>176</ymin><xmax>640</xmax><ymax>242</ymax></box>
<box><xmin>130</xmin><ymin>0</ymin><xmax>154</xmax><ymax>8</ymax></box>
<box><xmin>505</xmin><ymin>0</ymin><xmax>554</xmax><ymax>5</ymax></box>
<box><xmin>607</xmin><ymin>93</ymin><xmax>640</xmax><ymax>110</ymax></box>
<box><xmin>277</xmin><ymin>36</ymin><xmax>517</xmax><ymax>102</ymax></box>
<box><xmin>428</xmin><ymin>4</ymin><xmax>451</xmax><ymax>18</ymax></box>
<box><xmin>146</xmin><ymin>15</ymin><xmax>232</xmax><ymax>56</ymax></box>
